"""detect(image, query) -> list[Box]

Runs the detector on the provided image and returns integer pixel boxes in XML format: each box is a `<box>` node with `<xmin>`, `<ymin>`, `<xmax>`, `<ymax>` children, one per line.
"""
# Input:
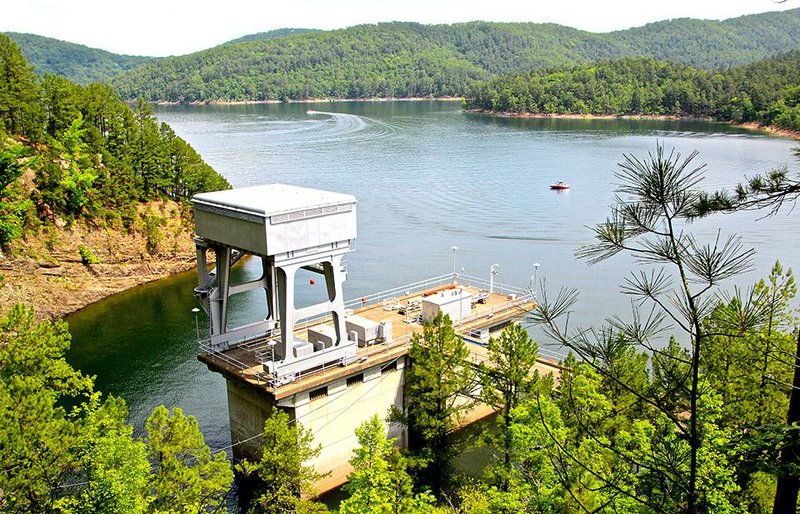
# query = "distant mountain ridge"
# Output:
<box><xmin>7</xmin><ymin>9</ymin><xmax>800</xmax><ymax>100</ymax></box>
<box><xmin>112</xmin><ymin>9</ymin><xmax>800</xmax><ymax>102</ymax></box>
<box><xmin>4</xmin><ymin>32</ymin><xmax>153</xmax><ymax>84</ymax></box>
<box><xmin>223</xmin><ymin>28</ymin><xmax>320</xmax><ymax>45</ymax></box>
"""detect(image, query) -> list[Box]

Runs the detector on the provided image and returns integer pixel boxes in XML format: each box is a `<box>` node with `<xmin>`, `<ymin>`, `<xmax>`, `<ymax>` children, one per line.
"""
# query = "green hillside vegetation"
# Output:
<box><xmin>612</xmin><ymin>9</ymin><xmax>800</xmax><ymax>68</ymax></box>
<box><xmin>0</xmin><ymin>34</ymin><xmax>229</xmax><ymax>248</ymax></box>
<box><xmin>223</xmin><ymin>27</ymin><xmax>320</xmax><ymax>45</ymax></box>
<box><xmin>4</xmin><ymin>32</ymin><xmax>153</xmax><ymax>85</ymax></box>
<box><xmin>110</xmin><ymin>9</ymin><xmax>800</xmax><ymax>102</ymax></box>
<box><xmin>465</xmin><ymin>52</ymin><xmax>800</xmax><ymax>132</ymax></box>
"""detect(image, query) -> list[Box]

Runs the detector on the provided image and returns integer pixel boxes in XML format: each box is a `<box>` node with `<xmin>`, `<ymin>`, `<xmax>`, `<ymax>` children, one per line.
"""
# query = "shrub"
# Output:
<box><xmin>78</xmin><ymin>244</ymin><xmax>101</xmax><ymax>265</ymax></box>
<box><xmin>142</xmin><ymin>211</ymin><xmax>164</xmax><ymax>255</ymax></box>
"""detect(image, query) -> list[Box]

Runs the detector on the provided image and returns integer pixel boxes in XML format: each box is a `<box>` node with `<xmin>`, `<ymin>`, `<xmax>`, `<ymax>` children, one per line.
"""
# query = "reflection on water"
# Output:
<box><xmin>67</xmin><ymin>101</ymin><xmax>799</xmax><ymax>456</ymax></box>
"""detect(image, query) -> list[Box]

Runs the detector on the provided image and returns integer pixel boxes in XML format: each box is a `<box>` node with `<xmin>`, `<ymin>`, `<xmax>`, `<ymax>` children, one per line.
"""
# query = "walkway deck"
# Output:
<box><xmin>198</xmin><ymin>274</ymin><xmax>561</xmax><ymax>399</ymax></box>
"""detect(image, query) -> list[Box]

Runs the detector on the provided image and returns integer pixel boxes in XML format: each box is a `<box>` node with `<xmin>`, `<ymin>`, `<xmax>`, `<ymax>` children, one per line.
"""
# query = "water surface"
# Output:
<box><xmin>67</xmin><ymin>101</ymin><xmax>800</xmax><ymax>452</ymax></box>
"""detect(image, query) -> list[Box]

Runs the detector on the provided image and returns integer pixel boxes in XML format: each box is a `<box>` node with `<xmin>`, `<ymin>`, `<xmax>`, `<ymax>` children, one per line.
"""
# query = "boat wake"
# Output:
<box><xmin>301</xmin><ymin>109</ymin><xmax>397</xmax><ymax>145</ymax></box>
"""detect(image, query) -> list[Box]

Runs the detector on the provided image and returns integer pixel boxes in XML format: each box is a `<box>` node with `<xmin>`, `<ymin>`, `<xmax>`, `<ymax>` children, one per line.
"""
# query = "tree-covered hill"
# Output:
<box><xmin>110</xmin><ymin>9</ymin><xmax>800</xmax><ymax>102</ymax></box>
<box><xmin>613</xmin><ymin>8</ymin><xmax>800</xmax><ymax>68</ymax></box>
<box><xmin>465</xmin><ymin>51</ymin><xmax>800</xmax><ymax>132</ymax></box>
<box><xmin>223</xmin><ymin>28</ymin><xmax>320</xmax><ymax>45</ymax></box>
<box><xmin>0</xmin><ymin>34</ymin><xmax>229</xmax><ymax>250</ymax></box>
<box><xmin>4</xmin><ymin>32</ymin><xmax>153</xmax><ymax>85</ymax></box>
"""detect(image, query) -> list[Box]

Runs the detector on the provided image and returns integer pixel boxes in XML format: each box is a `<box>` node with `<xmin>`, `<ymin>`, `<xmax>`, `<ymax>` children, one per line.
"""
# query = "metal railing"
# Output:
<box><xmin>198</xmin><ymin>340</ymin><xmax>270</xmax><ymax>383</ymax></box>
<box><xmin>197</xmin><ymin>273</ymin><xmax>546</xmax><ymax>389</ymax></box>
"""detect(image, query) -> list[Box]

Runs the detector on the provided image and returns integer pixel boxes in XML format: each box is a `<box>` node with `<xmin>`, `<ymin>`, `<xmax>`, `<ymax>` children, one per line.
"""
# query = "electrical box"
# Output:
<box><xmin>346</xmin><ymin>315</ymin><xmax>380</xmax><ymax>346</ymax></box>
<box><xmin>378</xmin><ymin>320</ymin><xmax>393</xmax><ymax>343</ymax></box>
<box><xmin>422</xmin><ymin>289</ymin><xmax>473</xmax><ymax>323</ymax></box>
<box><xmin>308</xmin><ymin>325</ymin><xmax>337</xmax><ymax>351</ymax></box>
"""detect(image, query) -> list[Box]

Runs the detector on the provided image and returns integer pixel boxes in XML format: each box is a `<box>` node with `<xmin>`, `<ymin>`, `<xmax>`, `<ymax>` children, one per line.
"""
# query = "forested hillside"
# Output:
<box><xmin>223</xmin><ymin>28</ymin><xmax>320</xmax><ymax>45</ymax></box>
<box><xmin>4</xmin><ymin>32</ymin><xmax>152</xmax><ymax>84</ymax></box>
<box><xmin>465</xmin><ymin>52</ymin><xmax>800</xmax><ymax>132</ymax></box>
<box><xmin>0</xmin><ymin>34</ymin><xmax>229</xmax><ymax>249</ymax></box>
<box><xmin>110</xmin><ymin>9</ymin><xmax>800</xmax><ymax>102</ymax></box>
<box><xmin>612</xmin><ymin>8</ymin><xmax>800</xmax><ymax>67</ymax></box>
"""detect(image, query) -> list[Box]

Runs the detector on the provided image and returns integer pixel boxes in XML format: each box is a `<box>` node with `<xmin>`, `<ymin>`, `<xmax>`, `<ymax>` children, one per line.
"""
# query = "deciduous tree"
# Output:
<box><xmin>340</xmin><ymin>415</ymin><xmax>433</xmax><ymax>514</ymax></box>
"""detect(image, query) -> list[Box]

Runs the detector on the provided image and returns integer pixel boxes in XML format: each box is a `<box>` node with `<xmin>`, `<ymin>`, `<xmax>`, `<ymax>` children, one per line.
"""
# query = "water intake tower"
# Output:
<box><xmin>193</xmin><ymin>184</ymin><xmax>358</xmax><ymax>381</ymax></box>
<box><xmin>191</xmin><ymin>183</ymin><xmax>553</xmax><ymax>492</ymax></box>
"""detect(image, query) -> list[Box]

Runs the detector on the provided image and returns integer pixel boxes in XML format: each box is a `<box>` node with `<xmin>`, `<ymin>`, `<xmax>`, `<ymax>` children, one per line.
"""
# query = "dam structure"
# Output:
<box><xmin>191</xmin><ymin>184</ymin><xmax>560</xmax><ymax>492</ymax></box>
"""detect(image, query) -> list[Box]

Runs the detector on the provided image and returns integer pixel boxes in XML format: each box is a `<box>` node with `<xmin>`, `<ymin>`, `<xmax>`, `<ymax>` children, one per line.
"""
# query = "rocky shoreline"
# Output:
<box><xmin>0</xmin><ymin>200</ymin><xmax>198</xmax><ymax>320</ymax></box>
<box><xmin>467</xmin><ymin>109</ymin><xmax>800</xmax><ymax>140</ymax></box>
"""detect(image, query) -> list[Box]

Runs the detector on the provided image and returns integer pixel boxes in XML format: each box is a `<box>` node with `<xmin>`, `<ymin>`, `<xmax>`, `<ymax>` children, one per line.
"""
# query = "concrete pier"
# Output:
<box><xmin>190</xmin><ymin>183</ymin><xmax>561</xmax><ymax>493</ymax></box>
<box><xmin>199</xmin><ymin>279</ymin><xmax>559</xmax><ymax>493</ymax></box>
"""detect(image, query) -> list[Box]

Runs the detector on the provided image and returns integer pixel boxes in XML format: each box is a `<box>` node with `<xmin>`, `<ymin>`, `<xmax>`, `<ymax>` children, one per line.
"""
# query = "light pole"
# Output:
<box><xmin>533</xmin><ymin>262</ymin><xmax>540</xmax><ymax>299</ymax></box>
<box><xmin>266</xmin><ymin>339</ymin><xmax>278</xmax><ymax>381</ymax></box>
<box><xmin>191</xmin><ymin>307</ymin><xmax>200</xmax><ymax>343</ymax></box>
<box><xmin>489</xmin><ymin>264</ymin><xmax>499</xmax><ymax>293</ymax></box>
<box><xmin>451</xmin><ymin>246</ymin><xmax>458</xmax><ymax>280</ymax></box>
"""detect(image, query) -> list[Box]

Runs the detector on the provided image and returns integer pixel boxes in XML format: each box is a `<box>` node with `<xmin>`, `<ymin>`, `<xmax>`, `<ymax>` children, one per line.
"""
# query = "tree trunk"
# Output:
<box><xmin>772</xmin><ymin>328</ymin><xmax>800</xmax><ymax>514</ymax></box>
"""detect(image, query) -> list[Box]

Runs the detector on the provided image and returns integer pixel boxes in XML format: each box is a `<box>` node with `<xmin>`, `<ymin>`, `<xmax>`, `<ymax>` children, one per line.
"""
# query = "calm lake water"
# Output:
<box><xmin>66</xmin><ymin>101</ymin><xmax>800</xmax><ymax>458</ymax></box>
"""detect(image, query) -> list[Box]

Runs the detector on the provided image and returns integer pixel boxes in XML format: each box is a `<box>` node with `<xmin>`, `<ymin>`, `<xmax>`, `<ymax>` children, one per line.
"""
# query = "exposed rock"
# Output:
<box><xmin>0</xmin><ymin>200</ymin><xmax>199</xmax><ymax>320</ymax></box>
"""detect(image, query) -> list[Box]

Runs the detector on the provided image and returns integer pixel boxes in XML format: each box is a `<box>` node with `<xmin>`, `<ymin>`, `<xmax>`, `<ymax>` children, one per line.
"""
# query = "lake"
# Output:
<box><xmin>66</xmin><ymin>100</ymin><xmax>799</xmax><ymax>456</ymax></box>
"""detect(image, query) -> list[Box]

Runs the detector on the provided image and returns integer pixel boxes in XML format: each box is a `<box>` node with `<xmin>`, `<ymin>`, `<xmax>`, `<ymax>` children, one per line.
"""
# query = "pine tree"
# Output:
<box><xmin>237</xmin><ymin>409</ymin><xmax>326</xmax><ymax>513</ymax></box>
<box><xmin>533</xmin><ymin>143</ymin><xmax>757</xmax><ymax>513</ymax></box>
<box><xmin>478</xmin><ymin>321</ymin><xmax>540</xmax><ymax>491</ymax></box>
<box><xmin>145</xmin><ymin>406</ymin><xmax>233</xmax><ymax>512</ymax></box>
<box><xmin>397</xmin><ymin>311</ymin><xmax>476</xmax><ymax>497</ymax></box>
<box><xmin>0</xmin><ymin>35</ymin><xmax>43</xmax><ymax>140</ymax></box>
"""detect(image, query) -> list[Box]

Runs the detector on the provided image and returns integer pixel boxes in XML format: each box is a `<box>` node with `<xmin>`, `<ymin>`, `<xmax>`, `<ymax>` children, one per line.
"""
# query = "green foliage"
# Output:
<box><xmin>5</xmin><ymin>32</ymin><xmax>153</xmax><ymax>85</ymax></box>
<box><xmin>503</xmin><ymin>364</ymin><xmax>654</xmax><ymax>513</ymax></box>
<box><xmin>0</xmin><ymin>137</ymin><xmax>35</xmax><ymax>248</ymax></box>
<box><xmin>142</xmin><ymin>211</ymin><xmax>164</xmax><ymax>255</ymax></box>
<box><xmin>0</xmin><ymin>35</ymin><xmax>44</xmax><ymax>139</ymax></box>
<box><xmin>56</xmin><ymin>397</ymin><xmax>152</xmax><ymax>514</ymax></box>
<box><xmin>145</xmin><ymin>406</ymin><xmax>233</xmax><ymax>512</ymax></box>
<box><xmin>110</xmin><ymin>10</ymin><xmax>800</xmax><ymax>102</ymax></box>
<box><xmin>0</xmin><ymin>34</ymin><xmax>230</xmax><ymax>247</ymax></box>
<box><xmin>397</xmin><ymin>312</ymin><xmax>476</xmax><ymax>497</ymax></box>
<box><xmin>0</xmin><ymin>305</ymin><xmax>235</xmax><ymax>513</ymax></box>
<box><xmin>223</xmin><ymin>28</ymin><xmax>321</xmax><ymax>45</ymax></box>
<box><xmin>0</xmin><ymin>305</ymin><xmax>93</xmax><ymax>512</ymax></box>
<box><xmin>340</xmin><ymin>415</ymin><xmax>434</xmax><ymax>514</ymax></box>
<box><xmin>478</xmin><ymin>321</ymin><xmax>540</xmax><ymax>490</ymax></box>
<box><xmin>237</xmin><ymin>409</ymin><xmax>326</xmax><ymax>513</ymax></box>
<box><xmin>466</xmin><ymin>51</ymin><xmax>800</xmax><ymax>131</ymax></box>
<box><xmin>78</xmin><ymin>244</ymin><xmax>101</xmax><ymax>265</ymax></box>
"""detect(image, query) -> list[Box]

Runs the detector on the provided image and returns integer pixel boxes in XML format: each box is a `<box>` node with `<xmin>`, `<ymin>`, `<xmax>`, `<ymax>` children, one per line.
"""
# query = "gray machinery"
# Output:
<box><xmin>192</xmin><ymin>184</ymin><xmax>358</xmax><ymax>380</ymax></box>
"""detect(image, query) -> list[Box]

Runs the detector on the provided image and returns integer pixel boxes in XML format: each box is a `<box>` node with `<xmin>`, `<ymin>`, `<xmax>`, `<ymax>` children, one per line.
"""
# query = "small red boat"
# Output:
<box><xmin>549</xmin><ymin>181</ymin><xmax>571</xmax><ymax>190</ymax></box>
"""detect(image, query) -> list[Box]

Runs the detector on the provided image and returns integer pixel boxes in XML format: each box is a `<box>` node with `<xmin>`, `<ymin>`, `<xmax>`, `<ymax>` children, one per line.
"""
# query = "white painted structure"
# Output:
<box><xmin>307</xmin><ymin>325</ymin><xmax>337</xmax><ymax>350</ymax></box>
<box><xmin>192</xmin><ymin>184</ymin><xmax>358</xmax><ymax>380</ymax></box>
<box><xmin>345</xmin><ymin>315</ymin><xmax>380</xmax><ymax>346</ymax></box>
<box><xmin>421</xmin><ymin>288</ymin><xmax>472</xmax><ymax>323</ymax></box>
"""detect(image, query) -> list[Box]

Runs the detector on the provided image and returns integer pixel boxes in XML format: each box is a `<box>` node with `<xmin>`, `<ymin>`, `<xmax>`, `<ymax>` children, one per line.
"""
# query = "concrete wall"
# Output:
<box><xmin>226</xmin><ymin>379</ymin><xmax>284</xmax><ymax>461</ymax></box>
<box><xmin>293</xmin><ymin>357</ymin><xmax>407</xmax><ymax>492</ymax></box>
<box><xmin>224</xmin><ymin>357</ymin><xmax>407</xmax><ymax>494</ymax></box>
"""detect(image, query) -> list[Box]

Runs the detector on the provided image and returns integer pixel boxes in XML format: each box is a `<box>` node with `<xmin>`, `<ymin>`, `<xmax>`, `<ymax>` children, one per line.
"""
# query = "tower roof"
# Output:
<box><xmin>193</xmin><ymin>183</ymin><xmax>357</xmax><ymax>218</ymax></box>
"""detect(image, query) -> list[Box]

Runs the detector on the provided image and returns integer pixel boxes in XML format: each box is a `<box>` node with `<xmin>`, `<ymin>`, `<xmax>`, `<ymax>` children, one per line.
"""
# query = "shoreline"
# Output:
<box><xmin>152</xmin><ymin>96</ymin><xmax>463</xmax><ymax>106</ymax></box>
<box><xmin>0</xmin><ymin>200</ymin><xmax>199</xmax><ymax>321</ymax></box>
<box><xmin>467</xmin><ymin>109</ymin><xmax>800</xmax><ymax>140</ymax></box>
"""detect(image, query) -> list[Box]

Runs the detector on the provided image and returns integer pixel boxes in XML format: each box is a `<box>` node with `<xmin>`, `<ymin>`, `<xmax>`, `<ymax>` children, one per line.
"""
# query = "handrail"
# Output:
<box><xmin>197</xmin><ymin>273</ymin><xmax>554</xmax><ymax>390</ymax></box>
